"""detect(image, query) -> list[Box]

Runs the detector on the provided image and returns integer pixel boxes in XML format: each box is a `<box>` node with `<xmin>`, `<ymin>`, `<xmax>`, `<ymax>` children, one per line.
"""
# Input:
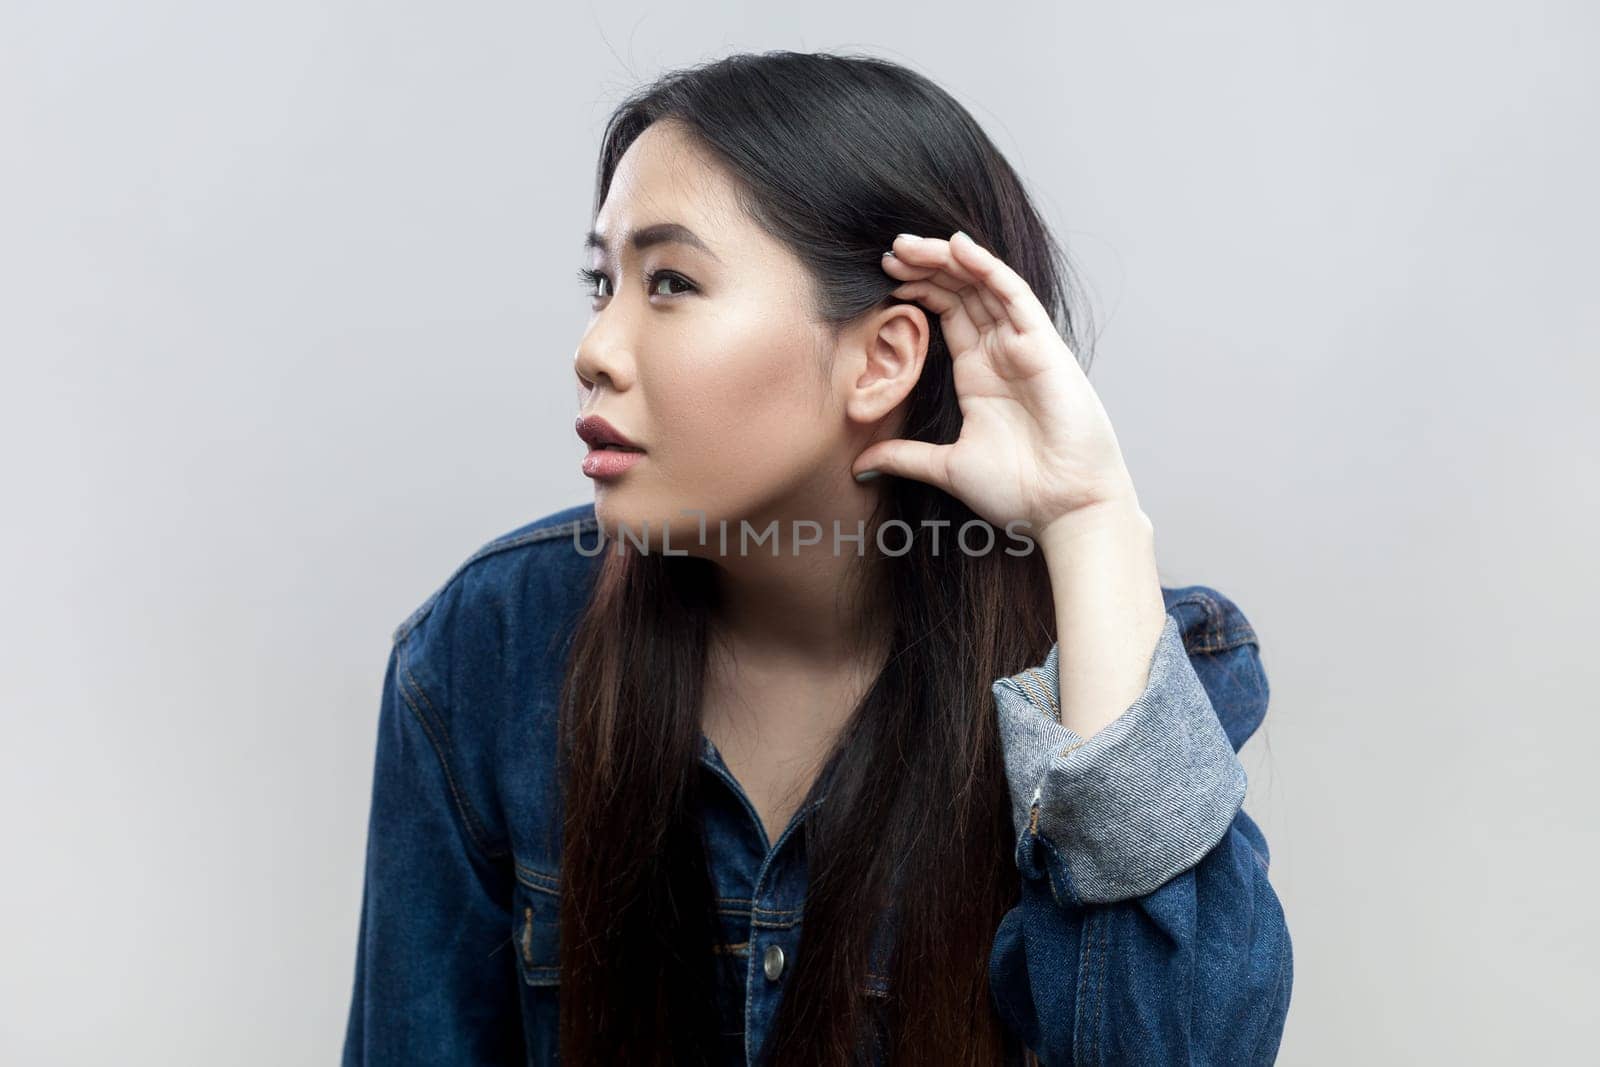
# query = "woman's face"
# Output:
<box><xmin>573</xmin><ymin>121</ymin><xmax>924</xmax><ymax>556</ymax></box>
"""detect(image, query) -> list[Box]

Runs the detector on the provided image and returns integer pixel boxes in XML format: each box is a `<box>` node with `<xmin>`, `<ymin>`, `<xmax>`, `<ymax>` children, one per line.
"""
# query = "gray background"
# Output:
<box><xmin>4</xmin><ymin>1</ymin><xmax>1595</xmax><ymax>1063</ymax></box>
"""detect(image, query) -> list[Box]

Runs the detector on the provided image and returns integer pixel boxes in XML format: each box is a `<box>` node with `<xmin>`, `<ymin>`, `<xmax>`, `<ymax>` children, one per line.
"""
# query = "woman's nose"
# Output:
<box><xmin>573</xmin><ymin>329</ymin><xmax>633</xmax><ymax>393</ymax></box>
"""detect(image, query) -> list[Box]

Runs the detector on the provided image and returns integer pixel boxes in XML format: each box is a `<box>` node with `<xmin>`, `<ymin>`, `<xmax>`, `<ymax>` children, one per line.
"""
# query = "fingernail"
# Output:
<box><xmin>854</xmin><ymin>469</ymin><xmax>881</xmax><ymax>483</ymax></box>
<box><xmin>882</xmin><ymin>249</ymin><xmax>897</xmax><ymax>259</ymax></box>
<box><xmin>953</xmin><ymin>230</ymin><xmax>969</xmax><ymax>243</ymax></box>
<box><xmin>895</xmin><ymin>233</ymin><xmax>919</xmax><ymax>242</ymax></box>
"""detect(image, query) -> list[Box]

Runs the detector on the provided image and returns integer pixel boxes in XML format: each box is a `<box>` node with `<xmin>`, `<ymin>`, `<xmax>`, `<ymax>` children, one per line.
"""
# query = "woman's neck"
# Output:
<box><xmin>709</xmin><ymin>555</ymin><xmax>886</xmax><ymax>665</ymax></box>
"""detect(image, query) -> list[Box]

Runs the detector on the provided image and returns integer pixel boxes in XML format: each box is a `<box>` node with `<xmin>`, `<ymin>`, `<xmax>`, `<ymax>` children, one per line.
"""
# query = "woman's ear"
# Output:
<box><xmin>842</xmin><ymin>303</ymin><xmax>930</xmax><ymax>426</ymax></box>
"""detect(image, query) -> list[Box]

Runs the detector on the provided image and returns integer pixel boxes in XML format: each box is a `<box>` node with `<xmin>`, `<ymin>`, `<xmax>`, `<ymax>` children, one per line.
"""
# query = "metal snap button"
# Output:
<box><xmin>763</xmin><ymin>943</ymin><xmax>786</xmax><ymax>981</ymax></box>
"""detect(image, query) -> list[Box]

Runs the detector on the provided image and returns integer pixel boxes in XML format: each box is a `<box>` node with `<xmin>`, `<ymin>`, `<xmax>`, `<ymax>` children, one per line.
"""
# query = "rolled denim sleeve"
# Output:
<box><xmin>991</xmin><ymin>612</ymin><xmax>1247</xmax><ymax>904</ymax></box>
<box><xmin>986</xmin><ymin>596</ymin><xmax>1292</xmax><ymax>1065</ymax></box>
<box><xmin>341</xmin><ymin>631</ymin><xmax>524</xmax><ymax>1066</ymax></box>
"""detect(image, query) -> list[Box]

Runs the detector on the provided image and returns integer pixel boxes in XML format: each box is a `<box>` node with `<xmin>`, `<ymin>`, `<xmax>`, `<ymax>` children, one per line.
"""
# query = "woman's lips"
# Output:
<box><xmin>582</xmin><ymin>446</ymin><xmax>645</xmax><ymax>479</ymax></box>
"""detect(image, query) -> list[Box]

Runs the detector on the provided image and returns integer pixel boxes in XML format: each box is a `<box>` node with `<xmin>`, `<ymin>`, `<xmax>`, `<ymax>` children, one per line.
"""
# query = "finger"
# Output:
<box><xmin>882</xmin><ymin>248</ymin><xmax>984</xmax><ymax>305</ymax></box>
<box><xmin>852</xmin><ymin>438</ymin><xmax>951</xmax><ymax>491</ymax></box>
<box><xmin>888</xmin><ymin>236</ymin><xmax>1007</xmax><ymax>323</ymax></box>
<box><xmin>946</xmin><ymin>231</ymin><xmax>1054</xmax><ymax>335</ymax></box>
<box><xmin>887</xmin><ymin>237</ymin><xmax>1004</xmax><ymax>322</ymax></box>
<box><xmin>883</xmin><ymin>251</ymin><xmax>998</xmax><ymax>331</ymax></box>
<box><xmin>929</xmin><ymin>234</ymin><xmax>1021</xmax><ymax>325</ymax></box>
<box><xmin>888</xmin><ymin>277</ymin><xmax>962</xmax><ymax>315</ymax></box>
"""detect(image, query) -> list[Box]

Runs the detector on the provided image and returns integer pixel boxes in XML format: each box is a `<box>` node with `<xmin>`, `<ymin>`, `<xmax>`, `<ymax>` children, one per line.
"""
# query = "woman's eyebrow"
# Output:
<box><xmin>583</xmin><ymin>222</ymin><xmax>722</xmax><ymax>264</ymax></box>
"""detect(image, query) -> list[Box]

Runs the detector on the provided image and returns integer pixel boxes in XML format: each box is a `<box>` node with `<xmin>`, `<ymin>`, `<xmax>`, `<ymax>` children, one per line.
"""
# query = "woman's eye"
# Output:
<box><xmin>576</xmin><ymin>268</ymin><xmax>610</xmax><ymax>300</ymax></box>
<box><xmin>575</xmin><ymin>267</ymin><xmax>694</xmax><ymax>302</ymax></box>
<box><xmin>572</xmin><ymin>268</ymin><xmax>601</xmax><ymax>299</ymax></box>
<box><xmin>649</xmin><ymin>271</ymin><xmax>693</xmax><ymax>297</ymax></box>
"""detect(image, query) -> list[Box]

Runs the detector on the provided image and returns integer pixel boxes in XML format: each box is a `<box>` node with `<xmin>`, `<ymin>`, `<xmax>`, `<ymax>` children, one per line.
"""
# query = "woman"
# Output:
<box><xmin>342</xmin><ymin>50</ymin><xmax>1292</xmax><ymax>1066</ymax></box>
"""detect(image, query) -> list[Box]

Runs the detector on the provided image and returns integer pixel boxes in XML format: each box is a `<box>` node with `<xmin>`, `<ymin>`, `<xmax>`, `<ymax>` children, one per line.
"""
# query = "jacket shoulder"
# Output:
<box><xmin>391</xmin><ymin>501</ymin><xmax>600</xmax><ymax>646</ymax></box>
<box><xmin>377</xmin><ymin>500</ymin><xmax>601</xmax><ymax>861</ymax></box>
<box><xmin>1161</xmin><ymin>583</ymin><xmax>1270</xmax><ymax>751</ymax></box>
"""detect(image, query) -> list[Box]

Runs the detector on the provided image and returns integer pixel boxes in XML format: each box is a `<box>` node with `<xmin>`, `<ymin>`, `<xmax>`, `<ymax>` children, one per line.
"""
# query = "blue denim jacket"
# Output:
<box><xmin>341</xmin><ymin>501</ymin><xmax>1292</xmax><ymax>1065</ymax></box>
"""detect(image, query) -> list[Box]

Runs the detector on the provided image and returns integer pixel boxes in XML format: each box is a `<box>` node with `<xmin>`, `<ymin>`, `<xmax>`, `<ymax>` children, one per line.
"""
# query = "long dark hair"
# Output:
<box><xmin>556</xmin><ymin>49</ymin><xmax>1096</xmax><ymax>1066</ymax></box>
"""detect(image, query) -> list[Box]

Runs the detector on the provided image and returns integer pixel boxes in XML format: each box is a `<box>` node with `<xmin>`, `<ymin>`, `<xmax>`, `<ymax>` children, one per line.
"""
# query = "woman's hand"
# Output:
<box><xmin>855</xmin><ymin>230</ymin><xmax>1141</xmax><ymax>540</ymax></box>
<box><xmin>862</xmin><ymin>230</ymin><xmax>1170</xmax><ymax>738</ymax></box>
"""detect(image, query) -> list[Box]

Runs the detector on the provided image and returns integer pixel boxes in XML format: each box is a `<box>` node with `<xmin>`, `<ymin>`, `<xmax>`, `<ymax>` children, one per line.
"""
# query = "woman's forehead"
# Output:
<box><xmin>600</xmin><ymin>126</ymin><xmax>746</xmax><ymax>236</ymax></box>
